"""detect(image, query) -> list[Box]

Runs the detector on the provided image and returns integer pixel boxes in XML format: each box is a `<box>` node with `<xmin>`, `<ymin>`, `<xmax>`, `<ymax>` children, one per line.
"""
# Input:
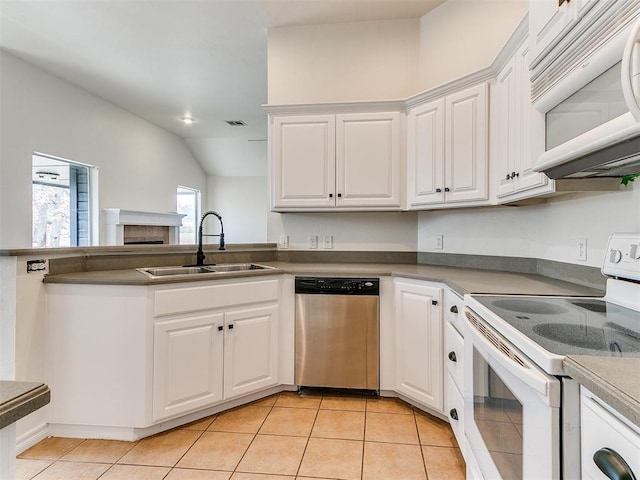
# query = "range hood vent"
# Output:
<box><xmin>542</xmin><ymin>135</ymin><xmax>640</xmax><ymax>180</ymax></box>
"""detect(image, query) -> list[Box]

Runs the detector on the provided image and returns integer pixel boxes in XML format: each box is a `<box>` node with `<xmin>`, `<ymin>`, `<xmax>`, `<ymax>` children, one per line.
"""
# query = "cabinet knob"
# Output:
<box><xmin>448</xmin><ymin>351</ymin><xmax>457</xmax><ymax>362</ymax></box>
<box><xmin>593</xmin><ymin>448</ymin><xmax>636</xmax><ymax>480</ymax></box>
<box><xmin>514</xmin><ymin>172</ymin><xmax>520</xmax><ymax>178</ymax></box>
<box><xmin>505</xmin><ymin>173</ymin><xmax>512</xmax><ymax>180</ymax></box>
<box><xmin>444</xmin><ymin>187</ymin><xmax>450</xmax><ymax>192</ymax></box>
<box><xmin>432</xmin><ymin>300</ymin><xmax>438</xmax><ymax>306</ymax></box>
<box><xmin>329</xmin><ymin>193</ymin><xmax>333</xmax><ymax>198</ymax></box>
<box><xmin>436</xmin><ymin>188</ymin><xmax>442</xmax><ymax>193</ymax></box>
<box><xmin>450</xmin><ymin>408</ymin><xmax>458</xmax><ymax>421</ymax></box>
<box><xmin>228</xmin><ymin>324</ymin><xmax>234</xmax><ymax>330</ymax></box>
<box><xmin>450</xmin><ymin>305</ymin><xmax>459</xmax><ymax>314</ymax></box>
<box><xmin>511</xmin><ymin>171</ymin><xmax>518</xmax><ymax>179</ymax></box>
<box><xmin>337</xmin><ymin>193</ymin><xmax>342</xmax><ymax>198</ymax></box>
<box><xmin>217</xmin><ymin>325</ymin><xmax>223</xmax><ymax>332</ymax></box>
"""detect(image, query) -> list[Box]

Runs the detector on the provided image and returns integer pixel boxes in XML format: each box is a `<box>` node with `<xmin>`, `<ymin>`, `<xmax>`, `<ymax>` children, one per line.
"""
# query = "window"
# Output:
<box><xmin>32</xmin><ymin>153</ymin><xmax>97</xmax><ymax>247</ymax></box>
<box><xmin>177</xmin><ymin>186</ymin><xmax>200</xmax><ymax>244</ymax></box>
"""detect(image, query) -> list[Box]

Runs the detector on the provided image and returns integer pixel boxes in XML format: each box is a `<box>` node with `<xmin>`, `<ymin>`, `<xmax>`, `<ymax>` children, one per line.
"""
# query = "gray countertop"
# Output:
<box><xmin>564</xmin><ymin>356</ymin><xmax>640</xmax><ymax>429</ymax></box>
<box><xmin>0</xmin><ymin>381</ymin><xmax>50</xmax><ymax>429</ymax></box>
<box><xmin>42</xmin><ymin>260</ymin><xmax>640</xmax><ymax>428</ymax></box>
<box><xmin>42</xmin><ymin>261</ymin><xmax>603</xmax><ymax>297</ymax></box>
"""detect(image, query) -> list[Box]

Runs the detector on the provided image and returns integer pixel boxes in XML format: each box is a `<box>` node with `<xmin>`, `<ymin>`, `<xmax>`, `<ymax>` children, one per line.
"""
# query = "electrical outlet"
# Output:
<box><xmin>323</xmin><ymin>235</ymin><xmax>333</xmax><ymax>249</ymax></box>
<box><xmin>309</xmin><ymin>235</ymin><xmax>318</xmax><ymax>249</ymax></box>
<box><xmin>279</xmin><ymin>235</ymin><xmax>289</xmax><ymax>249</ymax></box>
<box><xmin>26</xmin><ymin>259</ymin><xmax>48</xmax><ymax>273</ymax></box>
<box><xmin>577</xmin><ymin>238</ymin><xmax>587</xmax><ymax>261</ymax></box>
<box><xmin>435</xmin><ymin>235</ymin><xmax>443</xmax><ymax>250</ymax></box>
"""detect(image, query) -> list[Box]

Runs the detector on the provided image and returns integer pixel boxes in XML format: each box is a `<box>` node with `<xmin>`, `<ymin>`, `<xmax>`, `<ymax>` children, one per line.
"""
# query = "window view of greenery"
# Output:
<box><xmin>32</xmin><ymin>154</ymin><xmax>92</xmax><ymax>248</ymax></box>
<box><xmin>177</xmin><ymin>186</ymin><xmax>200</xmax><ymax>244</ymax></box>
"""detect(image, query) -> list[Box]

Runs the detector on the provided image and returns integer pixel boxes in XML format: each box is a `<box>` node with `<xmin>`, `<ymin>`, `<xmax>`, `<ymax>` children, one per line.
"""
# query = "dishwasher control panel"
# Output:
<box><xmin>295</xmin><ymin>277</ymin><xmax>379</xmax><ymax>295</ymax></box>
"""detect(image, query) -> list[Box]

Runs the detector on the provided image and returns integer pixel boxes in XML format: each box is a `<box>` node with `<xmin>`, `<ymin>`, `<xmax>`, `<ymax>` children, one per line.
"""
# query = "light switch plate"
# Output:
<box><xmin>435</xmin><ymin>235</ymin><xmax>443</xmax><ymax>250</ymax></box>
<box><xmin>323</xmin><ymin>235</ymin><xmax>333</xmax><ymax>249</ymax></box>
<box><xmin>309</xmin><ymin>235</ymin><xmax>318</xmax><ymax>249</ymax></box>
<box><xmin>279</xmin><ymin>235</ymin><xmax>289</xmax><ymax>249</ymax></box>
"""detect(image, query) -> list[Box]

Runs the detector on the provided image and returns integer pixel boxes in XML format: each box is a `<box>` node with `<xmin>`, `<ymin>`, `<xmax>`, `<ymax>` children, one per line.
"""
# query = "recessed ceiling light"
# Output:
<box><xmin>225</xmin><ymin>120</ymin><xmax>246</xmax><ymax>126</ymax></box>
<box><xmin>181</xmin><ymin>115</ymin><xmax>195</xmax><ymax>125</ymax></box>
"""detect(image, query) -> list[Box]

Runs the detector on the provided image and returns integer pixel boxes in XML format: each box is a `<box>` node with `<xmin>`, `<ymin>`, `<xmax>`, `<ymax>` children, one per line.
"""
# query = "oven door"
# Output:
<box><xmin>463</xmin><ymin>308</ymin><xmax>561</xmax><ymax>480</ymax></box>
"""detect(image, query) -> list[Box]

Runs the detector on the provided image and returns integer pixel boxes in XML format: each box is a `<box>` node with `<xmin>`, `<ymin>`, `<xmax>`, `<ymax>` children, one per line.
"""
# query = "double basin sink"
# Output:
<box><xmin>137</xmin><ymin>263</ymin><xmax>274</xmax><ymax>279</ymax></box>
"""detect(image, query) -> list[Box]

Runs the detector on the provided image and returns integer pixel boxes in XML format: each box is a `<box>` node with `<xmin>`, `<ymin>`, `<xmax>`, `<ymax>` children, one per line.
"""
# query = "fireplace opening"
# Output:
<box><xmin>123</xmin><ymin>225</ymin><xmax>169</xmax><ymax>245</ymax></box>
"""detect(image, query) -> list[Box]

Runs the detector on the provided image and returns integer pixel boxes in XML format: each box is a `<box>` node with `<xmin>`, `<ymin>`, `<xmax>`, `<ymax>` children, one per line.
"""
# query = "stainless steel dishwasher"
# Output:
<box><xmin>295</xmin><ymin>277</ymin><xmax>379</xmax><ymax>391</ymax></box>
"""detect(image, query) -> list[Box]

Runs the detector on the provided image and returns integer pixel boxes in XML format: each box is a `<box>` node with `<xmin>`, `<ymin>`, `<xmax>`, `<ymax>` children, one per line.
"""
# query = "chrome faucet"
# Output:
<box><xmin>196</xmin><ymin>210</ymin><xmax>225</xmax><ymax>266</ymax></box>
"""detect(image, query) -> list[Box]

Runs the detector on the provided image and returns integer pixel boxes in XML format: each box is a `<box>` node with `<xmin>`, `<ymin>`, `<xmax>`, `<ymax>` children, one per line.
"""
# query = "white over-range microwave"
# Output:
<box><xmin>533</xmin><ymin>14</ymin><xmax>640</xmax><ymax>179</ymax></box>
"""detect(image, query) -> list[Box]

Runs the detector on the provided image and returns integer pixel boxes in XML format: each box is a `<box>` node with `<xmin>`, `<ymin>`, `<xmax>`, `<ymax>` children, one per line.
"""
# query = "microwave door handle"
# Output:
<box><xmin>465</xmin><ymin>314</ymin><xmax>552</xmax><ymax>400</ymax></box>
<box><xmin>621</xmin><ymin>16</ymin><xmax>640</xmax><ymax>122</ymax></box>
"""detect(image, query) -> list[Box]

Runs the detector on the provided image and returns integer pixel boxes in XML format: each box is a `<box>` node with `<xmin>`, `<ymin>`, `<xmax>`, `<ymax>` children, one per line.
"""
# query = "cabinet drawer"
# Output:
<box><xmin>444</xmin><ymin>290</ymin><xmax>463</xmax><ymax>334</ymax></box>
<box><xmin>446</xmin><ymin>372</ymin><xmax>465</xmax><ymax>451</ymax></box>
<box><xmin>154</xmin><ymin>279</ymin><xmax>279</xmax><ymax>317</ymax></box>
<box><xmin>581</xmin><ymin>389</ymin><xmax>640</xmax><ymax>479</ymax></box>
<box><xmin>444</xmin><ymin>322</ymin><xmax>464</xmax><ymax>391</ymax></box>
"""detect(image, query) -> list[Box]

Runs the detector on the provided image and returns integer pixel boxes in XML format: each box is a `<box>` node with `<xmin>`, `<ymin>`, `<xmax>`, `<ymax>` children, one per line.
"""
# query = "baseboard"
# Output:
<box><xmin>15</xmin><ymin>422</ymin><xmax>49</xmax><ymax>455</ymax></box>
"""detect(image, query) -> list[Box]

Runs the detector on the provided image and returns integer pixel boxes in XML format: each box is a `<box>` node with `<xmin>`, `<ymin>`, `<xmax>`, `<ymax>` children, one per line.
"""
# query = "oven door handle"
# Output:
<box><xmin>466</xmin><ymin>312</ymin><xmax>553</xmax><ymax>400</ymax></box>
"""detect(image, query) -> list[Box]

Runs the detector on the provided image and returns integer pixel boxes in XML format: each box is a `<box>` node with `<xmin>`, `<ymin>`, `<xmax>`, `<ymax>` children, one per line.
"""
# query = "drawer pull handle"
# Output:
<box><xmin>448</xmin><ymin>351</ymin><xmax>457</xmax><ymax>362</ymax></box>
<box><xmin>450</xmin><ymin>408</ymin><xmax>458</xmax><ymax>421</ymax></box>
<box><xmin>593</xmin><ymin>448</ymin><xmax>637</xmax><ymax>480</ymax></box>
<box><xmin>450</xmin><ymin>305</ymin><xmax>459</xmax><ymax>314</ymax></box>
<box><xmin>436</xmin><ymin>188</ymin><xmax>442</xmax><ymax>193</ymax></box>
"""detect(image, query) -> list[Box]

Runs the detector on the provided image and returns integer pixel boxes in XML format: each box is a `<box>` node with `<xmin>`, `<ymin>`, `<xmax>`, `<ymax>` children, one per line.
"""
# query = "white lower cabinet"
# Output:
<box><xmin>580</xmin><ymin>388</ymin><xmax>640</xmax><ymax>479</ymax></box>
<box><xmin>47</xmin><ymin>277</ymin><xmax>280</xmax><ymax>433</ymax></box>
<box><xmin>394</xmin><ymin>278</ymin><xmax>443</xmax><ymax>412</ymax></box>
<box><xmin>444</xmin><ymin>321</ymin><xmax>465</xmax><ymax>452</ymax></box>
<box><xmin>223</xmin><ymin>305</ymin><xmax>278</xmax><ymax>400</ymax></box>
<box><xmin>153</xmin><ymin>313</ymin><xmax>225</xmax><ymax>421</ymax></box>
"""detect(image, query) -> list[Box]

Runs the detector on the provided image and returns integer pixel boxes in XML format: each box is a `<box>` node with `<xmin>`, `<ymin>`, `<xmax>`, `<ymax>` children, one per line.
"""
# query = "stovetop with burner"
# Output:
<box><xmin>465</xmin><ymin>233</ymin><xmax>640</xmax><ymax>376</ymax></box>
<box><xmin>472</xmin><ymin>295</ymin><xmax>640</xmax><ymax>357</ymax></box>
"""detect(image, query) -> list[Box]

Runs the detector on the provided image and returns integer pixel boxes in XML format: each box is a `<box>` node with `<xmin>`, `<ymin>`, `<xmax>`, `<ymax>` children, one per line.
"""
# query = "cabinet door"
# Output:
<box><xmin>394</xmin><ymin>280</ymin><xmax>443</xmax><ymax>411</ymax></box>
<box><xmin>495</xmin><ymin>56</ymin><xmax>518</xmax><ymax>198</ymax></box>
<box><xmin>445</xmin><ymin>83</ymin><xmax>488</xmax><ymax>203</ymax></box>
<box><xmin>529</xmin><ymin>0</ymin><xmax>575</xmax><ymax>66</ymax></box>
<box><xmin>514</xmin><ymin>41</ymin><xmax>550</xmax><ymax>193</ymax></box>
<box><xmin>153</xmin><ymin>313</ymin><xmax>224</xmax><ymax>421</ymax></box>
<box><xmin>335</xmin><ymin>112</ymin><xmax>401</xmax><ymax>208</ymax></box>
<box><xmin>407</xmin><ymin>99</ymin><xmax>445</xmax><ymax>206</ymax></box>
<box><xmin>271</xmin><ymin>115</ymin><xmax>336</xmax><ymax>209</ymax></box>
<box><xmin>224</xmin><ymin>304</ymin><xmax>278</xmax><ymax>400</ymax></box>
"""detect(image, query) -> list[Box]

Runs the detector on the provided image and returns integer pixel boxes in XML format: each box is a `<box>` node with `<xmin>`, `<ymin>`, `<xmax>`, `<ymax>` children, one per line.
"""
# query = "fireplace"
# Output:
<box><xmin>103</xmin><ymin>209</ymin><xmax>186</xmax><ymax>246</ymax></box>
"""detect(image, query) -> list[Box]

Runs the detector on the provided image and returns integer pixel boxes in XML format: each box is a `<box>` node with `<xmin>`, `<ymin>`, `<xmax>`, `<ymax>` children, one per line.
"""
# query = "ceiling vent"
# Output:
<box><xmin>225</xmin><ymin>120</ymin><xmax>247</xmax><ymax>126</ymax></box>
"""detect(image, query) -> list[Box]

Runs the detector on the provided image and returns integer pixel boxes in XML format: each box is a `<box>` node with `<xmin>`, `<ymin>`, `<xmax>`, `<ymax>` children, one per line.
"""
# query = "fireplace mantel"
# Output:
<box><xmin>103</xmin><ymin>209</ymin><xmax>186</xmax><ymax>245</ymax></box>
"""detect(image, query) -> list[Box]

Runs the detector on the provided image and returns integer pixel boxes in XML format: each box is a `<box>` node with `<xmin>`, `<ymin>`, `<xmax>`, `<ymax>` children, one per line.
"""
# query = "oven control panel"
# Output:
<box><xmin>602</xmin><ymin>233</ymin><xmax>640</xmax><ymax>281</ymax></box>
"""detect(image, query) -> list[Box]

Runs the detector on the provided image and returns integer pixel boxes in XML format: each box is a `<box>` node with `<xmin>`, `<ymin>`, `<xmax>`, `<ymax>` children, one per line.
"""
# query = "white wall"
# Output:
<box><xmin>268</xmin><ymin>212</ymin><xmax>418</xmax><ymax>251</ymax></box>
<box><xmin>0</xmin><ymin>50</ymin><xmax>207</xmax><ymax>248</ymax></box>
<box><xmin>267</xmin><ymin>18</ymin><xmax>421</xmax><ymax>104</ymax></box>
<box><xmin>418</xmin><ymin>0</ymin><xmax>527</xmax><ymax>91</ymax></box>
<box><xmin>206</xmin><ymin>176</ymin><xmax>268</xmax><ymax>243</ymax></box>
<box><xmin>418</xmin><ymin>189</ymin><xmax>640</xmax><ymax>267</ymax></box>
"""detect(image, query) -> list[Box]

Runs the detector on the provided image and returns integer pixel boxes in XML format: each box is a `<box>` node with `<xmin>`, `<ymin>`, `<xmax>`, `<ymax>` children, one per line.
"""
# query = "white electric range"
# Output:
<box><xmin>463</xmin><ymin>233</ymin><xmax>640</xmax><ymax>480</ymax></box>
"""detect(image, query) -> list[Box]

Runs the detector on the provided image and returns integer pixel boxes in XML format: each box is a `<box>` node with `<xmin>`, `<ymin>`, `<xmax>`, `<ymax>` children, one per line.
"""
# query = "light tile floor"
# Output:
<box><xmin>16</xmin><ymin>392</ymin><xmax>466</xmax><ymax>480</ymax></box>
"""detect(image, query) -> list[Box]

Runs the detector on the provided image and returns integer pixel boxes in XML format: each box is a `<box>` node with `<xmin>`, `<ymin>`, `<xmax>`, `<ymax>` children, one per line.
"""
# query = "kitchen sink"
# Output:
<box><xmin>137</xmin><ymin>263</ymin><xmax>274</xmax><ymax>278</ymax></box>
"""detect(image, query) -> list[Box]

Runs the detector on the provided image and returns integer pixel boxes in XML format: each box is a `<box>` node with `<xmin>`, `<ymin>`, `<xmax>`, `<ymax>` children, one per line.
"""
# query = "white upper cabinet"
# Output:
<box><xmin>271</xmin><ymin>115</ymin><xmax>336</xmax><ymax>209</ymax></box>
<box><xmin>335</xmin><ymin>113</ymin><xmax>401</xmax><ymax>208</ymax></box>
<box><xmin>495</xmin><ymin>38</ymin><xmax>551</xmax><ymax>201</ymax></box>
<box><xmin>407</xmin><ymin>83</ymin><xmax>489</xmax><ymax>208</ymax></box>
<box><xmin>270</xmin><ymin>110</ymin><xmax>402</xmax><ymax>211</ymax></box>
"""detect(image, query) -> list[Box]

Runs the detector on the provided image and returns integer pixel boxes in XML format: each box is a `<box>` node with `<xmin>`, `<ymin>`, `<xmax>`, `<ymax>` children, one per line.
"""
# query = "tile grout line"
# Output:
<box><xmin>413</xmin><ymin>408</ymin><xmax>430</xmax><ymax>480</ymax></box>
<box><xmin>293</xmin><ymin>394</ymin><xmax>322</xmax><ymax>479</ymax></box>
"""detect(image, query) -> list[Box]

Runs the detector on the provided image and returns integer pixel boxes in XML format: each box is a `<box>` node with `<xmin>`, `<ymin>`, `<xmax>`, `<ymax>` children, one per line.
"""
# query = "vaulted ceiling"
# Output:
<box><xmin>0</xmin><ymin>0</ymin><xmax>444</xmax><ymax>176</ymax></box>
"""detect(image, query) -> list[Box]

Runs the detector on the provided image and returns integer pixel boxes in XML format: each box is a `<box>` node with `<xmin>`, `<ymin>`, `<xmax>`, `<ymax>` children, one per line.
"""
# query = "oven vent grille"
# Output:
<box><xmin>466</xmin><ymin>312</ymin><xmax>528</xmax><ymax>369</ymax></box>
